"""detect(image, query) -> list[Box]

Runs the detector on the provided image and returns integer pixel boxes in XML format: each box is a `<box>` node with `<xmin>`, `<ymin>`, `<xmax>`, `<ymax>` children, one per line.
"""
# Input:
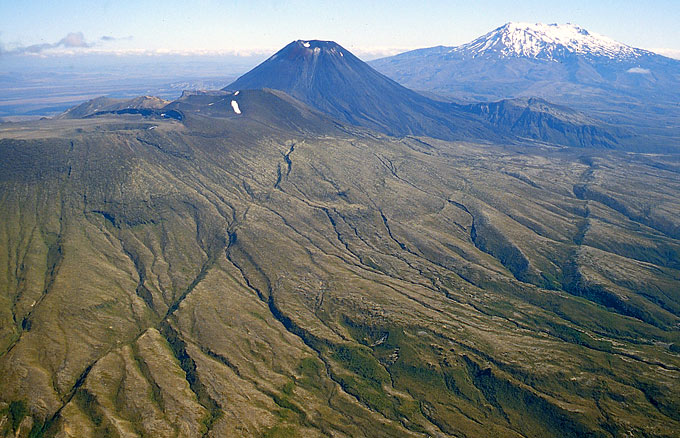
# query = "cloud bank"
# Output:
<box><xmin>1</xmin><ymin>33</ymin><xmax>411</xmax><ymax>60</ymax></box>
<box><xmin>650</xmin><ymin>48</ymin><xmax>680</xmax><ymax>60</ymax></box>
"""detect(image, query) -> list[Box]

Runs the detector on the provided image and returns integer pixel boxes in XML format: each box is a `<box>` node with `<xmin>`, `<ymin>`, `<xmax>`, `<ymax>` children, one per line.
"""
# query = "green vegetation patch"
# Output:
<box><xmin>296</xmin><ymin>356</ymin><xmax>327</xmax><ymax>393</ymax></box>
<box><xmin>271</xmin><ymin>383</ymin><xmax>307</xmax><ymax>424</ymax></box>
<box><xmin>74</xmin><ymin>389</ymin><xmax>117</xmax><ymax>438</ymax></box>
<box><xmin>0</xmin><ymin>401</ymin><xmax>47</xmax><ymax>438</ymax></box>
<box><xmin>5</xmin><ymin>400</ymin><xmax>28</xmax><ymax>432</ymax></box>
<box><xmin>334</xmin><ymin>344</ymin><xmax>390</xmax><ymax>385</ymax></box>
<box><xmin>328</xmin><ymin>342</ymin><xmax>398</xmax><ymax>418</ymax></box>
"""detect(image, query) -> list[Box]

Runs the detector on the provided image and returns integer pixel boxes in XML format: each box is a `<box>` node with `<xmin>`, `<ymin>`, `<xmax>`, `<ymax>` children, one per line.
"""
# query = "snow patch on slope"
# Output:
<box><xmin>231</xmin><ymin>100</ymin><xmax>241</xmax><ymax>114</ymax></box>
<box><xmin>627</xmin><ymin>67</ymin><xmax>651</xmax><ymax>74</ymax></box>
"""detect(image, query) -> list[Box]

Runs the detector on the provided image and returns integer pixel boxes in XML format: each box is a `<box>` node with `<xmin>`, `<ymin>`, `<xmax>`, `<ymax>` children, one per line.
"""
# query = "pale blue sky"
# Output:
<box><xmin>1</xmin><ymin>0</ymin><xmax>679</xmax><ymax>58</ymax></box>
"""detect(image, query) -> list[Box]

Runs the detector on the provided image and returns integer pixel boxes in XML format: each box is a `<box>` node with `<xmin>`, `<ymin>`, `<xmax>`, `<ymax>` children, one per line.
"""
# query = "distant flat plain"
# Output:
<box><xmin>0</xmin><ymin>55</ymin><xmax>264</xmax><ymax>121</ymax></box>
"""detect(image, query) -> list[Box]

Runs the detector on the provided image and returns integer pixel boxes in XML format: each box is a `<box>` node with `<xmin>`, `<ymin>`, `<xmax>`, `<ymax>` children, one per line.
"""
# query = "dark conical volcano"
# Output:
<box><xmin>226</xmin><ymin>39</ymin><xmax>634</xmax><ymax>148</ymax></box>
<box><xmin>226</xmin><ymin>39</ymin><xmax>420</xmax><ymax>119</ymax></box>
<box><xmin>225</xmin><ymin>40</ymin><xmax>499</xmax><ymax>140</ymax></box>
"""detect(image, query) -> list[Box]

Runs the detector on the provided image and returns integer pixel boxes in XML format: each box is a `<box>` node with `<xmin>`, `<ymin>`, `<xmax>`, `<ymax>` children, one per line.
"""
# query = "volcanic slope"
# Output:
<box><xmin>225</xmin><ymin>39</ymin><xmax>627</xmax><ymax>149</ymax></box>
<box><xmin>370</xmin><ymin>22</ymin><xmax>680</xmax><ymax>144</ymax></box>
<box><xmin>0</xmin><ymin>88</ymin><xmax>679</xmax><ymax>437</ymax></box>
<box><xmin>225</xmin><ymin>40</ymin><xmax>503</xmax><ymax>141</ymax></box>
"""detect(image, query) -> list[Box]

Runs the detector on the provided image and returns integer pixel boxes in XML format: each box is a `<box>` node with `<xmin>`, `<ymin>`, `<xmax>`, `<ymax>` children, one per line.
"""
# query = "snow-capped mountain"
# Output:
<box><xmin>453</xmin><ymin>22</ymin><xmax>649</xmax><ymax>61</ymax></box>
<box><xmin>370</xmin><ymin>23</ymin><xmax>680</xmax><ymax>141</ymax></box>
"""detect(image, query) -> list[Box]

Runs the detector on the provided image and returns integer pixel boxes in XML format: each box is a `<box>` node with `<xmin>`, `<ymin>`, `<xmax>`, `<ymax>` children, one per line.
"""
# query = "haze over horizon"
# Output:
<box><xmin>2</xmin><ymin>0</ymin><xmax>680</xmax><ymax>61</ymax></box>
<box><xmin>3</xmin><ymin>2</ymin><xmax>680</xmax><ymax>122</ymax></box>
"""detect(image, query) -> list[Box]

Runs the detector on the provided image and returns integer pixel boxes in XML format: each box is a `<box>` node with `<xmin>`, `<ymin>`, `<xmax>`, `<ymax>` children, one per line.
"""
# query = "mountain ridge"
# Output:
<box><xmin>370</xmin><ymin>22</ymin><xmax>680</xmax><ymax>146</ymax></box>
<box><xmin>225</xmin><ymin>39</ymin><xmax>628</xmax><ymax>149</ymax></box>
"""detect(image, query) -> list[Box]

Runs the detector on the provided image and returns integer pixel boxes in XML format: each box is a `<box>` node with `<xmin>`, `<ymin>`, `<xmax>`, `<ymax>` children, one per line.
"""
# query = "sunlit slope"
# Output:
<box><xmin>0</xmin><ymin>96</ymin><xmax>679</xmax><ymax>437</ymax></box>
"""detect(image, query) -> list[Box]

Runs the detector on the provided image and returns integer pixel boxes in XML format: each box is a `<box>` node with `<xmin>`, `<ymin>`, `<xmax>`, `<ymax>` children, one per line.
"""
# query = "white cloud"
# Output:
<box><xmin>59</xmin><ymin>32</ymin><xmax>90</xmax><ymax>48</ymax></box>
<box><xmin>349</xmin><ymin>47</ymin><xmax>415</xmax><ymax>60</ymax></box>
<box><xmin>3</xmin><ymin>32</ymin><xmax>92</xmax><ymax>54</ymax></box>
<box><xmin>649</xmin><ymin>48</ymin><xmax>680</xmax><ymax>59</ymax></box>
<box><xmin>101</xmin><ymin>35</ymin><xmax>133</xmax><ymax>42</ymax></box>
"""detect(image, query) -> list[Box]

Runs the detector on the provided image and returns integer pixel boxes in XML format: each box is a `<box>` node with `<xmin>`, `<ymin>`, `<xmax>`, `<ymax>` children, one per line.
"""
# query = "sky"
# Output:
<box><xmin>1</xmin><ymin>0</ymin><xmax>680</xmax><ymax>59</ymax></box>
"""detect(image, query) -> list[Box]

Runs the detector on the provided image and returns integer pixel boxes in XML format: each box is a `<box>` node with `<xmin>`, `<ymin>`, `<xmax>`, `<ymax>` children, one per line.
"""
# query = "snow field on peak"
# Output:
<box><xmin>455</xmin><ymin>22</ymin><xmax>643</xmax><ymax>60</ymax></box>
